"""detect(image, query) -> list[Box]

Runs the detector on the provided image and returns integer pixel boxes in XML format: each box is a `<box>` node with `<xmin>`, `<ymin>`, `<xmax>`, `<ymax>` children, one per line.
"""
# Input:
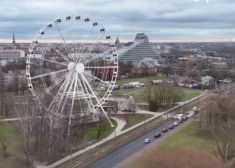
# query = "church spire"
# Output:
<box><xmin>13</xmin><ymin>31</ymin><xmax>15</xmax><ymax>44</ymax></box>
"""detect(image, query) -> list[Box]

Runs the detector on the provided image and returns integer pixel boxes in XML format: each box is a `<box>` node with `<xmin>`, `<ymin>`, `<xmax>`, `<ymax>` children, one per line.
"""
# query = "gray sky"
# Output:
<box><xmin>1</xmin><ymin>0</ymin><xmax>235</xmax><ymax>42</ymax></box>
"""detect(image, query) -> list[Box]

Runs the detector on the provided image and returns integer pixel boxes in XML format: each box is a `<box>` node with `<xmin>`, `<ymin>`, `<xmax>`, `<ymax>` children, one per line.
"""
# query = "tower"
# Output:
<box><xmin>114</xmin><ymin>37</ymin><xmax>121</xmax><ymax>49</ymax></box>
<box><xmin>13</xmin><ymin>31</ymin><xmax>15</xmax><ymax>44</ymax></box>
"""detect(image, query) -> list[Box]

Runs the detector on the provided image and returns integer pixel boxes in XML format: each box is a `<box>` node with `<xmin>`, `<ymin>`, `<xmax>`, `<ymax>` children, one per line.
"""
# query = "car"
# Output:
<box><xmin>178</xmin><ymin>119</ymin><xmax>183</xmax><ymax>123</ymax></box>
<box><xmin>99</xmin><ymin>87</ymin><xmax>106</xmax><ymax>91</ymax></box>
<box><xmin>155</xmin><ymin>133</ymin><xmax>161</xmax><ymax>138</ymax></box>
<box><xmin>162</xmin><ymin>128</ymin><xmax>168</xmax><ymax>132</ymax></box>
<box><xmin>187</xmin><ymin>111</ymin><xmax>195</xmax><ymax>118</ymax></box>
<box><xmin>144</xmin><ymin>138</ymin><xmax>151</xmax><ymax>144</ymax></box>
<box><xmin>168</xmin><ymin>125</ymin><xmax>174</xmax><ymax>129</ymax></box>
<box><xmin>182</xmin><ymin>116</ymin><xmax>188</xmax><ymax>121</ymax></box>
<box><xmin>173</xmin><ymin>121</ymin><xmax>179</xmax><ymax>126</ymax></box>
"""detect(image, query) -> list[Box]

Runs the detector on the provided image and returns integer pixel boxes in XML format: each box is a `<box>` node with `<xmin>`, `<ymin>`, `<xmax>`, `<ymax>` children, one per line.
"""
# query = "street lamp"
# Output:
<box><xmin>155</xmin><ymin>68</ymin><xmax>157</xmax><ymax>80</ymax></box>
<box><xmin>70</xmin><ymin>147</ymin><xmax>75</xmax><ymax>162</ymax></box>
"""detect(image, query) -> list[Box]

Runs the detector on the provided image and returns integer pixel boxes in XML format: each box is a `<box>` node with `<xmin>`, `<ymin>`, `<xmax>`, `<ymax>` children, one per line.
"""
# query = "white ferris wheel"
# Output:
<box><xmin>26</xmin><ymin>15</ymin><xmax>118</xmax><ymax>127</ymax></box>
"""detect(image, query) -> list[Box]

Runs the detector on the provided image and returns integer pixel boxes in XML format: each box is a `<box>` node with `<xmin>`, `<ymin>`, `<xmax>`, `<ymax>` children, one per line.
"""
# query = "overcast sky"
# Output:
<box><xmin>1</xmin><ymin>0</ymin><xmax>235</xmax><ymax>42</ymax></box>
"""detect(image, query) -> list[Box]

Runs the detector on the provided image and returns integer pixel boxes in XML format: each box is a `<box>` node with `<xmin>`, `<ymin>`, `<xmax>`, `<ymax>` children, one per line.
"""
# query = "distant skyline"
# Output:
<box><xmin>0</xmin><ymin>0</ymin><xmax>235</xmax><ymax>42</ymax></box>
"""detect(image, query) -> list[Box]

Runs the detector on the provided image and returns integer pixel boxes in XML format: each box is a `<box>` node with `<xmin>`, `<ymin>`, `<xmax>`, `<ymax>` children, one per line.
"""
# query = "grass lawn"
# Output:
<box><xmin>110</xmin><ymin>87</ymin><xmax>200</xmax><ymax>103</ymax></box>
<box><xmin>86</xmin><ymin>119</ymin><xmax>117</xmax><ymax>139</ymax></box>
<box><xmin>117</xmin><ymin>114</ymin><xmax>153</xmax><ymax>130</ymax></box>
<box><xmin>158</xmin><ymin>121</ymin><xmax>214</xmax><ymax>152</ymax></box>
<box><xmin>0</xmin><ymin>122</ymin><xmax>33</xmax><ymax>168</ymax></box>
<box><xmin>116</xmin><ymin>75</ymin><xmax>166</xmax><ymax>85</ymax></box>
<box><xmin>181</xmin><ymin>88</ymin><xmax>201</xmax><ymax>101</ymax></box>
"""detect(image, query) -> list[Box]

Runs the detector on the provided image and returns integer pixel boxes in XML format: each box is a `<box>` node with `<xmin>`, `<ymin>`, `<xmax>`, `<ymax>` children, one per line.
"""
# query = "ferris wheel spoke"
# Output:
<box><xmin>51</xmin><ymin>44</ymin><xmax>66</xmax><ymax>61</ymax></box>
<box><xmin>80</xmin><ymin>73</ymin><xmax>114</xmax><ymax>127</ymax></box>
<box><xmin>76</xmin><ymin>24</ymin><xmax>93</xmax><ymax>63</ymax></box>
<box><xmin>83</xmin><ymin>52</ymin><xmax>107</xmax><ymax>65</ymax></box>
<box><xmin>83</xmin><ymin>71</ymin><xmax>109</xmax><ymax>86</ymax></box>
<box><xmin>38</xmin><ymin>71</ymin><xmax>69</xmax><ymax>99</ymax></box>
<box><xmin>67</xmin><ymin>73</ymin><xmax>78</xmax><ymax>135</ymax></box>
<box><xmin>30</xmin><ymin>69</ymin><xmax>68</xmax><ymax>80</ymax></box>
<box><xmin>48</xmin><ymin>43</ymin><xmax>70</xmax><ymax>62</ymax></box>
<box><xmin>80</xmin><ymin>32</ymin><xmax>105</xmax><ymax>63</ymax></box>
<box><xmin>79</xmin><ymin>74</ymin><xmax>96</xmax><ymax>112</ymax></box>
<box><xmin>58</xmin><ymin>73</ymin><xmax>77</xmax><ymax>116</ymax></box>
<box><xmin>35</xmin><ymin>57</ymin><xmax>67</xmax><ymax>66</ymax></box>
<box><xmin>85</xmin><ymin>66</ymin><xmax>117</xmax><ymax>69</ymax></box>
<box><xmin>48</xmin><ymin>71</ymin><xmax>73</xmax><ymax>111</ymax></box>
<box><xmin>54</xmin><ymin>22</ymin><xmax>74</xmax><ymax>62</ymax></box>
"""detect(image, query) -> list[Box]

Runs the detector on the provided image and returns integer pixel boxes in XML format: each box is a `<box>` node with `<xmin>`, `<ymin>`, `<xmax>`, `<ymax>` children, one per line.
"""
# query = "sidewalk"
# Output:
<box><xmin>36</xmin><ymin>116</ymin><xmax>127</xmax><ymax>168</ymax></box>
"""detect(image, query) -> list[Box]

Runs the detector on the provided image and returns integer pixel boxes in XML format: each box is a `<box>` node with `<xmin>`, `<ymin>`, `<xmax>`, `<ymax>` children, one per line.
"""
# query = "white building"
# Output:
<box><xmin>0</xmin><ymin>50</ymin><xmax>25</xmax><ymax>59</ymax></box>
<box><xmin>119</xmin><ymin>33</ymin><xmax>162</xmax><ymax>64</ymax></box>
<box><xmin>1</xmin><ymin>70</ymin><xmax>27</xmax><ymax>89</ymax></box>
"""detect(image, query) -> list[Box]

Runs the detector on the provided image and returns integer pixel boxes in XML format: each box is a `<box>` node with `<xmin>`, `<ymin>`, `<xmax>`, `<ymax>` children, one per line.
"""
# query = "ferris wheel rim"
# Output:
<box><xmin>26</xmin><ymin>14</ymin><xmax>119</xmax><ymax>123</ymax></box>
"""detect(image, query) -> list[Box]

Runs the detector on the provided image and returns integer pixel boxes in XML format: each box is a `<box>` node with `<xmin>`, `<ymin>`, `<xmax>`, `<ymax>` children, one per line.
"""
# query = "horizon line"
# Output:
<box><xmin>0</xmin><ymin>38</ymin><xmax>234</xmax><ymax>43</ymax></box>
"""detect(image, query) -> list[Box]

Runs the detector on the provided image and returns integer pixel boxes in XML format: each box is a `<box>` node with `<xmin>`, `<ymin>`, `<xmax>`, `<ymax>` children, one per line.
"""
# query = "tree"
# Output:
<box><xmin>96</xmin><ymin>118</ymin><xmax>107</xmax><ymax>139</ymax></box>
<box><xmin>3</xmin><ymin>98</ymin><xmax>12</xmax><ymax>117</ymax></box>
<box><xmin>15</xmin><ymin>96</ymin><xmax>38</xmax><ymax>166</ymax></box>
<box><xmin>0</xmin><ymin>130</ymin><xmax>9</xmax><ymax>157</ymax></box>
<box><xmin>13</xmin><ymin>70</ymin><xmax>20</xmax><ymax>96</ymax></box>
<box><xmin>131</xmin><ymin>148</ymin><xmax>224</xmax><ymax>168</ymax></box>
<box><xmin>0</xmin><ymin>71</ymin><xmax>5</xmax><ymax>116</ymax></box>
<box><xmin>143</xmin><ymin>86</ymin><xmax>183</xmax><ymax>112</ymax></box>
<box><xmin>206</xmin><ymin>95</ymin><xmax>235</xmax><ymax>163</ymax></box>
<box><xmin>162</xmin><ymin>66</ymin><xmax>172</xmax><ymax>76</ymax></box>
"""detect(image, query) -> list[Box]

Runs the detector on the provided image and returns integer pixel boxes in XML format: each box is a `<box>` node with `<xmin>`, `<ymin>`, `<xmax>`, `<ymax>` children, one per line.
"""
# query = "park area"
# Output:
<box><xmin>127</xmin><ymin>121</ymin><xmax>224</xmax><ymax>168</ymax></box>
<box><xmin>0</xmin><ymin>119</ymin><xmax>118</xmax><ymax>167</ymax></box>
<box><xmin>115</xmin><ymin>75</ymin><xmax>166</xmax><ymax>85</ymax></box>
<box><xmin>111</xmin><ymin>86</ymin><xmax>201</xmax><ymax>103</ymax></box>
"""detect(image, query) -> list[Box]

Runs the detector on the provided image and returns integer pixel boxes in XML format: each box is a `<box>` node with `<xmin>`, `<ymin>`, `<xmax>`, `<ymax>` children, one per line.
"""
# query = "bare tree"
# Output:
<box><xmin>15</xmin><ymin>96</ymin><xmax>39</xmax><ymax>166</ymax></box>
<box><xmin>96</xmin><ymin>118</ymin><xmax>107</xmax><ymax>139</ymax></box>
<box><xmin>0</xmin><ymin>71</ymin><xmax>5</xmax><ymax>116</ymax></box>
<box><xmin>3</xmin><ymin>97</ymin><xmax>12</xmax><ymax>117</ymax></box>
<box><xmin>13</xmin><ymin>70</ymin><xmax>20</xmax><ymax>96</ymax></box>
<box><xmin>0</xmin><ymin>130</ymin><xmax>9</xmax><ymax>157</ymax></box>
<box><xmin>207</xmin><ymin>95</ymin><xmax>235</xmax><ymax>163</ymax></box>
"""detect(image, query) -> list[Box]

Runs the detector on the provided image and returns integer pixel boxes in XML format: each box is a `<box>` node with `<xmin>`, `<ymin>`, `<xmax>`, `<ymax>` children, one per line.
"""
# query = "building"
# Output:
<box><xmin>0</xmin><ymin>69</ymin><xmax>27</xmax><ymax>90</ymax></box>
<box><xmin>0</xmin><ymin>50</ymin><xmax>25</xmax><ymax>59</ymax></box>
<box><xmin>119</xmin><ymin>33</ymin><xmax>162</xmax><ymax>64</ymax></box>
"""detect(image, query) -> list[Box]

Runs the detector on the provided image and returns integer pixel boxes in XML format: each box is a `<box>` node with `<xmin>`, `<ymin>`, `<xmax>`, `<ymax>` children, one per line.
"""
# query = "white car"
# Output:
<box><xmin>187</xmin><ymin>111</ymin><xmax>195</xmax><ymax>118</ymax></box>
<box><xmin>99</xmin><ymin>87</ymin><xmax>106</xmax><ymax>91</ymax></box>
<box><xmin>144</xmin><ymin>138</ymin><xmax>151</xmax><ymax>144</ymax></box>
<box><xmin>173</xmin><ymin>122</ymin><xmax>179</xmax><ymax>126</ymax></box>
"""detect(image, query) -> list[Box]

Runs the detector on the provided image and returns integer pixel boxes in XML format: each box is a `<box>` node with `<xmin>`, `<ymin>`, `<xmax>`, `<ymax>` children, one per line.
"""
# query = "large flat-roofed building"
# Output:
<box><xmin>119</xmin><ymin>33</ymin><xmax>162</xmax><ymax>64</ymax></box>
<box><xmin>0</xmin><ymin>50</ymin><xmax>25</xmax><ymax>59</ymax></box>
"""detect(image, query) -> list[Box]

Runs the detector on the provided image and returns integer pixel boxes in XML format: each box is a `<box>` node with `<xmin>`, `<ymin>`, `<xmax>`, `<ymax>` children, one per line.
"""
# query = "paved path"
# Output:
<box><xmin>113</xmin><ymin>116</ymin><xmax>199</xmax><ymax>168</ymax></box>
<box><xmin>117</xmin><ymin>110</ymin><xmax>164</xmax><ymax>117</ymax></box>
<box><xmin>106</xmin><ymin>116</ymin><xmax>127</xmax><ymax>139</ymax></box>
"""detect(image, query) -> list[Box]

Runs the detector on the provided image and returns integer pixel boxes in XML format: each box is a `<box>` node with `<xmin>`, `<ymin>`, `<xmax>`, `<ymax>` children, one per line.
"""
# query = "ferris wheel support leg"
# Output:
<box><xmin>81</xmin><ymin>74</ymin><xmax>114</xmax><ymax>127</ymax></box>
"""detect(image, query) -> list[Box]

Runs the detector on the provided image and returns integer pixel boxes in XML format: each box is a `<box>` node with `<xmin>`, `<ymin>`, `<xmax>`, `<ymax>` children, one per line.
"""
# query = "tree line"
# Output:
<box><xmin>144</xmin><ymin>85</ymin><xmax>183</xmax><ymax>112</ymax></box>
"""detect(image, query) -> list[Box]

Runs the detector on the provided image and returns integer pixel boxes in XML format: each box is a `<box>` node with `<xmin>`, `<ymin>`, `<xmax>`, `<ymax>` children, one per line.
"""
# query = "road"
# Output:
<box><xmin>86</xmin><ymin>94</ymin><xmax>211</xmax><ymax>168</ymax></box>
<box><xmin>114</xmin><ymin>117</ymin><xmax>197</xmax><ymax>168</ymax></box>
<box><xmin>86</xmin><ymin>116</ymin><xmax>196</xmax><ymax>168</ymax></box>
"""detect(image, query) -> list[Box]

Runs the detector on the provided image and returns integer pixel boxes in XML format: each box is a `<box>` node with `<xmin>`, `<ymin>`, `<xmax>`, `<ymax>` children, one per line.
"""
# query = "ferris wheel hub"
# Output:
<box><xmin>68</xmin><ymin>62</ymin><xmax>75</xmax><ymax>71</ymax></box>
<box><xmin>75</xmin><ymin>63</ymin><xmax>85</xmax><ymax>73</ymax></box>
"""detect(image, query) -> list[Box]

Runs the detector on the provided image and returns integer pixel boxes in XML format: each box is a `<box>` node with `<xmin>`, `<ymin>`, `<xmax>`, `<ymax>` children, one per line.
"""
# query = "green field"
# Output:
<box><xmin>117</xmin><ymin>114</ymin><xmax>154</xmax><ymax>130</ymax></box>
<box><xmin>0</xmin><ymin>122</ymin><xmax>32</xmax><ymax>168</ymax></box>
<box><xmin>111</xmin><ymin>87</ymin><xmax>200</xmax><ymax>103</ymax></box>
<box><xmin>116</xmin><ymin>75</ymin><xmax>166</xmax><ymax>85</ymax></box>
<box><xmin>86</xmin><ymin>119</ymin><xmax>117</xmax><ymax>139</ymax></box>
<box><xmin>158</xmin><ymin>122</ymin><xmax>214</xmax><ymax>152</ymax></box>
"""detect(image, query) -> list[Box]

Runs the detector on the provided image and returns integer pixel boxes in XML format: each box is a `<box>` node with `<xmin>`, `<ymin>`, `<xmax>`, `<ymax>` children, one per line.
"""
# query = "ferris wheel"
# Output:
<box><xmin>26</xmin><ymin>15</ymin><xmax>118</xmax><ymax>127</ymax></box>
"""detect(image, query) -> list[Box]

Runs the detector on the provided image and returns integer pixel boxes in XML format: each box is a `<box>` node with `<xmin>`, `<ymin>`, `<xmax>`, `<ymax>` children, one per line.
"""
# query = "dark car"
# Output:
<box><xmin>155</xmin><ymin>133</ymin><xmax>161</xmax><ymax>138</ymax></box>
<box><xmin>162</xmin><ymin>128</ymin><xmax>168</xmax><ymax>132</ymax></box>
<box><xmin>168</xmin><ymin>125</ymin><xmax>174</xmax><ymax>129</ymax></box>
<box><xmin>178</xmin><ymin>119</ymin><xmax>183</xmax><ymax>123</ymax></box>
<box><xmin>182</xmin><ymin>116</ymin><xmax>188</xmax><ymax>121</ymax></box>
